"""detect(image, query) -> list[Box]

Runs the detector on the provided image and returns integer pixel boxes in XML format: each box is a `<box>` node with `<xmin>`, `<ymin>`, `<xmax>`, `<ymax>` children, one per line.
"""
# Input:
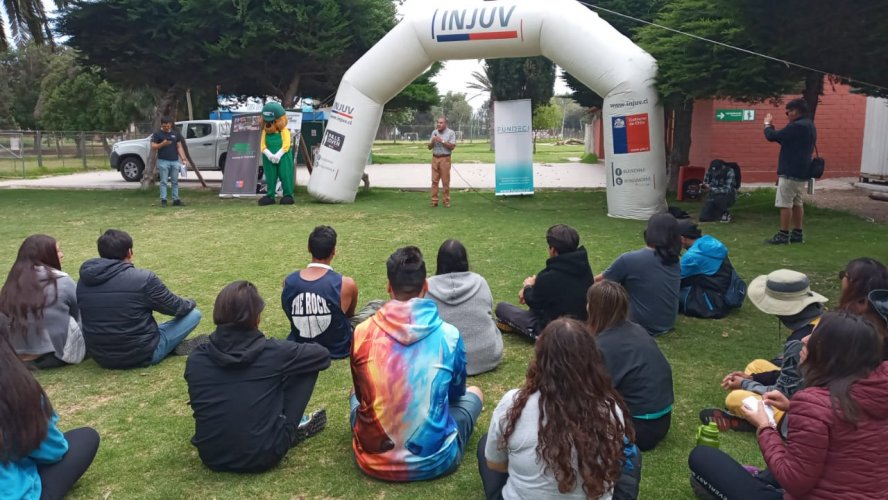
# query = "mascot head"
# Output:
<box><xmin>261</xmin><ymin>101</ymin><xmax>288</xmax><ymax>133</ymax></box>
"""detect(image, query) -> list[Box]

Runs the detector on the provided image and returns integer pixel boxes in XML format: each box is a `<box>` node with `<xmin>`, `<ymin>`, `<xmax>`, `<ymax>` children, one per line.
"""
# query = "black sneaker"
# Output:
<box><xmin>289</xmin><ymin>409</ymin><xmax>327</xmax><ymax>447</ymax></box>
<box><xmin>764</xmin><ymin>231</ymin><xmax>790</xmax><ymax>245</ymax></box>
<box><xmin>173</xmin><ymin>199</ymin><xmax>185</xmax><ymax>207</ymax></box>
<box><xmin>699</xmin><ymin>407</ymin><xmax>756</xmax><ymax>432</ymax></box>
<box><xmin>174</xmin><ymin>334</ymin><xmax>210</xmax><ymax>356</ymax></box>
<box><xmin>160</xmin><ymin>199</ymin><xmax>167</xmax><ymax>208</ymax></box>
<box><xmin>258</xmin><ymin>196</ymin><xmax>275</xmax><ymax>206</ymax></box>
<box><xmin>790</xmin><ymin>230</ymin><xmax>804</xmax><ymax>243</ymax></box>
<box><xmin>279</xmin><ymin>195</ymin><xmax>294</xmax><ymax>205</ymax></box>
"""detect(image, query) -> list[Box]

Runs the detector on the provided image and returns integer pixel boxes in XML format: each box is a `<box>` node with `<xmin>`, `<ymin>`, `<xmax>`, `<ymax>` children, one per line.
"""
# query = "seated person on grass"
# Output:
<box><xmin>349</xmin><ymin>246</ymin><xmax>483</xmax><ymax>482</ymax></box>
<box><xmin>700</xmin><ymin>269</ymin><xmax>825</xmax><ymax>432</ymax></box>
<box><xmin>495</xmin><ymin>224</ymin><xmax>593</xmax><ymax>341</ymax></box>
<box><xmin>478</xmin><ymin>318</ymin><xmax>641</xmax><ymax>500</ymax></box>
<box><xmin>427</xmin><ymin>239</ymin><xmax>503</xmax><ymax>376</ymax></box>
<box><xmin>282</xmin><ymin>225</ymin><xmax>380</xmax><ymax>359</ymax></box>
<box><xmin>596</xmin><ymin>213</ymin><xmax>681</xmax><ymax>336</ymax></box>
<box><xmin>699</xmin><ymin>159</ymin><xmax>738</xmax><ymax>222</ymax></box>
<box><xmin>185</xmin><ymin>281</ymin><xmax>330</xmax><ymax>473</ymax></box>
<box><xmin>77</xmin><ymin>229</ymin><xmax>201</xmax><ymax>369</ymax></box>
<box><xmin>678</xmin><ymin>220</ymin><xmax>745</xmax><ymax>319</ymax></box>
<box><xmin>587</xmin><ymin>280</ymin><xmax>674</xmax><ymax>452</ymax></box>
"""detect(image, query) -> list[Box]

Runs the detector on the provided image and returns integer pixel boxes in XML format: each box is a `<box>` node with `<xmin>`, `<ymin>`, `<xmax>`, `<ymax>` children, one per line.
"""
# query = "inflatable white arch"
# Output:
<box><xmin>308</xmin><ymin>0</ymin><xmax>666</xmax><ymax>219</ymax></box>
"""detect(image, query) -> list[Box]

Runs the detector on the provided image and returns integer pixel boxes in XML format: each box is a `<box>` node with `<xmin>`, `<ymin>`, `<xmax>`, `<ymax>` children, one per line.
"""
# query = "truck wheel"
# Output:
<box><xmin>120</xmin><ymin>156</ymin><xmax>144</xmax><ymax>182</ymax></box>
<box><xmin>218</xmin><ymin>153</ymin><xmax>226</xmax><ymax>172</ymax></box>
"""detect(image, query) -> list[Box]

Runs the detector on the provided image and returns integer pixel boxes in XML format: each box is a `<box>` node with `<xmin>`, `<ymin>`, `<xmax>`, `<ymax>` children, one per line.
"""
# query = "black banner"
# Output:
<box><xmin>220</xmin><ymin>113</ymin><xmax>262</xmax><ymax>196</ymax></box>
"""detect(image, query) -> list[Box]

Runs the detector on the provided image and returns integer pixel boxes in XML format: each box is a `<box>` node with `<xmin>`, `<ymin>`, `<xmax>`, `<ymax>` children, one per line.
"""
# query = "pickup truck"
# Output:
<box><xmin>109</xmin><ymin>120</ymin><xmax>231</xmax><ymax>181</ymax></box>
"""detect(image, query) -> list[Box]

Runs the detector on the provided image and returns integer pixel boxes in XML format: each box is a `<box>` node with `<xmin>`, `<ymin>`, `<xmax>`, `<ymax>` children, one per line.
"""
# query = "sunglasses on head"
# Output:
<box><xmin>839</xmin><ymin>270</ymin><xmax>847</xmax><ymax>280</ymax></box>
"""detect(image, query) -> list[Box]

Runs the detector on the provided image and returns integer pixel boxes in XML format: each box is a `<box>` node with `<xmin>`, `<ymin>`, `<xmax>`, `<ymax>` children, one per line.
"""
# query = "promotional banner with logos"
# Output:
<box><xmin>285</xmin><ymin>111</ymin><xmax>303</xmax><ymax>153</ymax></box>
<box><xmin>494</xmin><ymin>99</ymin><xmax>534</xmax><ymax>196</ymax></box>
<box><xmin>220</xmin><ymin>113</ymin><xmax>262</xmax><ymax>197</ymax></box>
<box><xmin>308</xmin><ymin>0</ymin><xmax>665</xmax><ymax>218</ymax></box>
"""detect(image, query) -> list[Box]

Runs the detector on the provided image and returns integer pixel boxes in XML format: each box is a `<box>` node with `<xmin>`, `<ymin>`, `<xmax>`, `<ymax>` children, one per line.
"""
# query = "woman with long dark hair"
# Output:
<box><xmin>478</xmin><ymin>318</ymin><xmax>639</xmax><ymax>499</ymax></box>
<box><xmin>0</xmin><ymin>316</ymin><xmax>100</xmax><ymax>498</ymax></box>
<box><xmin>0</xmin><ymin>234</ymin><xmax>84</xmax><ymax>368</ymax></box>
<box><xmin>587</xmin><ymin>280</ymin><xmax>674</xmax><ymax>451</ymax></box>
<box><xmin>838</xmin><ymin>258</ymin><xmax>888</xmax><ymax>347</ymax></box>
<box><xmin>596</xmin><ymin>213</ymin><xmax>681</xmax><ymax>335</ymax></box>
<box><xmin>426</xmin><ymin>239</ymin><xmax>502</xmax><ymax>375</ymax></box>
<box><xmin>689</xmin><ymin>312</ymin><xmax>888</xmax><ymax>499</ymax></box>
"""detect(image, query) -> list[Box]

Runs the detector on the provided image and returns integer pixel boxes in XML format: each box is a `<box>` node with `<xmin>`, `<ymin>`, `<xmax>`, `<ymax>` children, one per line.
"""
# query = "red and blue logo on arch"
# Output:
<box><xmin>612</xmin><ymin>114</ymin><xmax>651</xmax><ymax>154</ymax></box>
<box><xmin>432</xmin><ymin>5</ymin><xmax>522</xmax><ymax>42</ymax></box>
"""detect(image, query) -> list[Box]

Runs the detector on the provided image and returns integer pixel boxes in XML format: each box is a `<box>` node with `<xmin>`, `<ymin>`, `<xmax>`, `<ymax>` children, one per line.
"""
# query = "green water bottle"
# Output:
<box><xmin>696</xmin><ymin>422</ymin><xmax>720</xmax><ymax>448</ymax></box>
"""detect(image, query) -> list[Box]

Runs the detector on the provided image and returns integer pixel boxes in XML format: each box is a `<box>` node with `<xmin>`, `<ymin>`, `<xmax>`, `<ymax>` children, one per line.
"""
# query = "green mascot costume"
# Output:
<box><xmin>259</xmin><ymin>102</ymin><xmax>295</xmax><ymax>205</ymax></box>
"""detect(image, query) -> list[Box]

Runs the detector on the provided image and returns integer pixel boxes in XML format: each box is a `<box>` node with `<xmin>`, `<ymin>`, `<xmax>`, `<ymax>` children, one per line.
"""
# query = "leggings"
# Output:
<box><xmin>38</xmin><ymin>427</ymin><xmax>100</xmax><ymax>500</ymax></box>
<box><xmin>688</xmin><ymin>445</ymin><xmax>782</xmax><ymax>500</ymax></box>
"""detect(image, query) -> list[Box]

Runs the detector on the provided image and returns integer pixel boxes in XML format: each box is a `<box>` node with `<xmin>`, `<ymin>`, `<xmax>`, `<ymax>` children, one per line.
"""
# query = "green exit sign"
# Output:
<box><xmin>715</xmin><ymin>109</ymin><xmax>755</xmax><ymax>121</ymax></box>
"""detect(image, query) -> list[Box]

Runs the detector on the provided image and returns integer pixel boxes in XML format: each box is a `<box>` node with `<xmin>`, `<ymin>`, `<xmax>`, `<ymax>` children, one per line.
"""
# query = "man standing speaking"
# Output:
<box><xmin>428</xmin><ymin>117</ymin><xmax>456</xmax><ymax>208</ymax></box>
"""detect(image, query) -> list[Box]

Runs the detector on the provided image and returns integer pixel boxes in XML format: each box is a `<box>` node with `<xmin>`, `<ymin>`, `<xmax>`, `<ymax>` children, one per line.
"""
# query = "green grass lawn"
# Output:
<box><xmin>0</xmin><ymin>187</ymin><xmax>884</xmax><ymax>499</ymax></box>
<box><xmin>371</xmin><ymin>140</ymin><xmax>588</xmax><ymax>164</ymax></box>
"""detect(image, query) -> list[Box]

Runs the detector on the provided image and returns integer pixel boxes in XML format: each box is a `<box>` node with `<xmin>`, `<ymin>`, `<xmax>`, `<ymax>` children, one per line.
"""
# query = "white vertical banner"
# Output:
<box><xmin>494</xmin><ymin>99</ymin><xmax>534</xmax><ymax>196</ymax></box>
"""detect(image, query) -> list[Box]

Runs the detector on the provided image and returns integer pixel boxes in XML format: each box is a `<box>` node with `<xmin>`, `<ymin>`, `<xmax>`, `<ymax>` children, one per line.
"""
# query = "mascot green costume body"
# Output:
<box><xmin>259</xmin><ymin>102</ymin><xmax>295</xmax><ymax>205</ymax></box>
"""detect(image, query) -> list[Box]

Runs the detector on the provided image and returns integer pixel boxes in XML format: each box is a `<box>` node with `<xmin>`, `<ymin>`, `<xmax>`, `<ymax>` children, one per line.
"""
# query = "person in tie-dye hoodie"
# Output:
<box><xmin>349</xmin><ymin>246</ymin><xmax>484</xmax><ymax>482</ymax></box>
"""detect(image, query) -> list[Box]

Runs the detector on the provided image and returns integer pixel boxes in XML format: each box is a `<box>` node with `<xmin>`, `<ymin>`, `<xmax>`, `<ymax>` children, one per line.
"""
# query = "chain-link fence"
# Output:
<box><xmin>0</xmin><ymin>130</ymin><xmax>148</xmax><ymax>179</ymax></box>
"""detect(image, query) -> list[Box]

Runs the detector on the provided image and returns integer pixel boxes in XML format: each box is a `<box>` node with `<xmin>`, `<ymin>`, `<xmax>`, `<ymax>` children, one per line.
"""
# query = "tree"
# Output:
<box><xmin>1</xmin><ymin>0</ymin><xmax>63</xmax><ymax>51</ymax></box>
<box><xmin>435</xmin><ymin>92</ymin><xmax>473</xmax><ymax>133</ymax></box>
<box><xmin>37</xmin><ymin>50</ymin><xmax>152</xmax><ymax>136</ymax></box>
<box><xmin>482</xmin><ymin>56</ymin><xmax>556</xmax><ymax>149</ymax></box>
<box><xmin>0</xmin><ymin>42</ymin><xmax>52</xmax><ymax>129</ymax></box>
<box><xmin>204</xmin><ymin>0</ymin><xmax>397</xmax><ymax>107</ymax></box>
<box><xmin>532</xmin><ymin>104</ymin><xmax>560</xmax><ymax>135</ymax></box>
<box><xmin>486</xmin><ymin>56</ymin><xmax>556</xmax><ymax>109</ymax></box>
<box><xmin>634</xmin><ymin>0</ymin><xmax>800</xmax><ymax>188</ymax></box>
<box><xmin>386</xmin><ymin>62</ymin><xmax>442</xmax><ymax>113</ymax></box>
<box><xmin>723</xmin><ymin>0</ymin><xmax>888</xmax><ymax>114</ymax></box>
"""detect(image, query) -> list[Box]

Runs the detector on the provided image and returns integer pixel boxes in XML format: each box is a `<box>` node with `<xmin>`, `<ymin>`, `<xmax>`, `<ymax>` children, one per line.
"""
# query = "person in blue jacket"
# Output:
<box><xmin>0</xmin><ymin>316</ymin><xmax>100</xmax><ymax>499</ymax></box>
<box><xmin>678</xmin><ymin>221</ymin><xmax>744</xmax><ymax>319</ymax></box>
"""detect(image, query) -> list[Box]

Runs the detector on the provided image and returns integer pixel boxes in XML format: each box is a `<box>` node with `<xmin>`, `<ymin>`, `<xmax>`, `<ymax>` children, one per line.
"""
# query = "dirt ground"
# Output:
<box><xmin>808</xmin><ymin>186</ymin><xmax>888</xmax><ymax>224</ymax></box>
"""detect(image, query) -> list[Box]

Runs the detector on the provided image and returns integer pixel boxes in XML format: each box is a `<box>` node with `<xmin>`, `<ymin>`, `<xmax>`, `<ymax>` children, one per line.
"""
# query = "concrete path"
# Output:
<box><xmin>0</xmin><ymin>162</ymin><xmax>607</xmax><ymax>191</ymax></box>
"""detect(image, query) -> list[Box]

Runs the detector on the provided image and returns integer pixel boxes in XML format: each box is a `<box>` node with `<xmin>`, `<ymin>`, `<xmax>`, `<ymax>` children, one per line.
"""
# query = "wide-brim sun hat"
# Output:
<box><xmin>748</xmin><ymin>269</ymin><xmax>828</xmax><ymax>316</ymax></box>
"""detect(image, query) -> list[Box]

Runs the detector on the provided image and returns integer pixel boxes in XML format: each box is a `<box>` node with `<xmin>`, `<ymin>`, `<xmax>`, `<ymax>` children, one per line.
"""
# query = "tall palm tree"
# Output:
<box><xmin>1</xmin><ymin>0</ymin><xmax>65</xmax><ymax>51</ymax></box>
<box><xmin>466</xmin><ymin>65</ymin><xmax>495</xmax><ymax>149</ymax></box>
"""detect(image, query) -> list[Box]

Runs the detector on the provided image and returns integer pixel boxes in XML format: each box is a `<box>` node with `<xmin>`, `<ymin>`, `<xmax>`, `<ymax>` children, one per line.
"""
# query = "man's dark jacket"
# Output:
<box><xmin>764</xmin><ymin>117</ymin><xmax>816</xmax><ymax>179</ymax></box>
<box><xmin>523</xmin><ymin>246</ymin><xmax>594</xmax><ymax>327</ymax></box>
<box><xmin>184</xmin><ymin>326</ymin><xmax>331</xmax><ymax>472</ymax></box>
<box><xmin>77</xmin><ymin>258</ymin><xmax>195</xmax><ymax>368</ymax></box>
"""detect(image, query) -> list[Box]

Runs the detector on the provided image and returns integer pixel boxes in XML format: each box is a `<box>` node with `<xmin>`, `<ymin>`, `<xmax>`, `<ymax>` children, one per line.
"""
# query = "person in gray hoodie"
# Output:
<box><xmin>427</xmin><ymin>239</ymin><xmax>503</xmax><ymax>376</ymax></box>
<box><xmin>0</xmin><ymin>234</ymin><xmax>84</xmax><ymax>368</ymax></box>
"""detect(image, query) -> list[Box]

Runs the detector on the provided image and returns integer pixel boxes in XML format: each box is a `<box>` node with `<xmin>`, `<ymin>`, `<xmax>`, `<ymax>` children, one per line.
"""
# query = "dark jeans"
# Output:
<box><xmin>700</xmin><ymin>192</ymin><xmax>737</xmax><ymax>221</ymax></box>
<box><xmin>27</xmin><ymin>353</ymin><xmax>68</xmax><ymax>370</ymax></box>
<box><xmin>633</xmin><ymin>412</ymin><xmax>671</xmax><ymax>451</ymax></box>
<box><xmin>688</xmin><ymin>445</ymin><xmax>782</xmax><ymax>500</ymax></box>
<box><xmin>494</xmin><ymin>303</ymin><xmax>541</xmax><ymax>341</ymax></box>
<box><xmin>477</xmin><ymin>433</ymin><xmax>643</xmax><ymax>500</ymax></box>
<box><xmin>280</xmin><ymin>371</ymin><xmax>320</xmax><ymax>448</ymax></box>
<box><xmin>38</xmin><ymin>427</ymin><xmax>100</xmax><ymax>500</ymax></box>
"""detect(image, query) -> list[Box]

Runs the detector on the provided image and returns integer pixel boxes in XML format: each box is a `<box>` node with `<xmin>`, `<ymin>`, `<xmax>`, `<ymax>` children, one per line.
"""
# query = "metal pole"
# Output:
<box><xmin>36</xmin><ymin>131</ymin><xmax>43</xmax><ymax>168</ymax></box>
<box><xmin>81</xmin><ymin>132</ymin><xmax>87</xmax><ymax>169</ymax></box>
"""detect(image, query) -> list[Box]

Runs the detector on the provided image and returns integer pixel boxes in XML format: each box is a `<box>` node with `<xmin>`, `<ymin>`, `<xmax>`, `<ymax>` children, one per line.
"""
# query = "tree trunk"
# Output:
<box><xmin>665</xmin><ymin>99</ymin><xmax>694</xmax><ymax>194</ymax></box>
<box><xmin>802</xmin><ymin>73</ymin><xmax>824</xmax><ymax>120</ymax></box>
<box><xmin>141</xmin><ymin>87</ymin><xmax>180</xmax><ymax>190</ymax></box>
<box><xmin>283</xmin><ymin>74</ymin><xmax>302</xmax><ymax>109</ymax></box>
<box><xmin>100</xmin><ymin>135</ymin><xmax>111</xmax><ymax>156</ymax></box>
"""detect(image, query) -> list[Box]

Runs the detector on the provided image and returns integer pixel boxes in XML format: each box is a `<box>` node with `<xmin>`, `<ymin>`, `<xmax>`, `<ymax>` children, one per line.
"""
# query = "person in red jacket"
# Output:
<box><xmin>688</xmin><ymin>311</ymin><xmax>888</xmax><ymax>500</ymax></box>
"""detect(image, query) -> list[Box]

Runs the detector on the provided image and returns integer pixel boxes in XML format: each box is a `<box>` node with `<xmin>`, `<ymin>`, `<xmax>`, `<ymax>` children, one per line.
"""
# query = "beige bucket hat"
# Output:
<box><xmin>748</xmin><ymin>269</ymin><xmax>828</xmax><ymax>316</ymax></box>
